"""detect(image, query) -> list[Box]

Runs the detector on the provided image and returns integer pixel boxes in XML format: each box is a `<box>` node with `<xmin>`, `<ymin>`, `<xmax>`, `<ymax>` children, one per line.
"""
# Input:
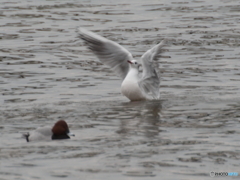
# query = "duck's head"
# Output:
<box><xmin>52</xmin><ymin>120</ymin><xmax>75</xmax><ymax>140</ymax></box>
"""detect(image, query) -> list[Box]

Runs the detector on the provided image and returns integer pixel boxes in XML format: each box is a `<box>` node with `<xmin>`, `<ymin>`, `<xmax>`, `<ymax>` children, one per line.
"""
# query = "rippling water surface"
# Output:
<box><xmin>0</xmin><ymin>0</ymin><xmax>240</xmax><ymax>179</ymax></box>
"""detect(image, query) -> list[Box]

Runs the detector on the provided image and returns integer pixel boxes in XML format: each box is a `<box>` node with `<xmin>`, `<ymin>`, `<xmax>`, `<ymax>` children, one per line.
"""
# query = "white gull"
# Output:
<box><xmin>77</xmin><ymin>28</ymin><xmax>166</xmax><ymax>101</ymax></box>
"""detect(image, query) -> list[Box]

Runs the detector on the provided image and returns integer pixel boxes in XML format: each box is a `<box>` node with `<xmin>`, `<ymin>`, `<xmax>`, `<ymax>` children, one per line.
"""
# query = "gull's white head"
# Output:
<box><xmin>127</xmin><ymin>60</ymin><xmax>140</xmax><ymax>70</ymax></box>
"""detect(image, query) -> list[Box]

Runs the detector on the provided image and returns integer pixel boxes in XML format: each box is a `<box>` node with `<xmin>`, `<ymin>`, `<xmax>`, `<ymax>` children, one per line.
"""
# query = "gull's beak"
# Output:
<box><xmin>68</xmin><ymin>132</ymin><xmax>75</xmax><ymax>137</ymax></box>
<box><xmin>127</xmin><ymin>60</ymin><xmax>132</xmax><ymax>64</ymax></box>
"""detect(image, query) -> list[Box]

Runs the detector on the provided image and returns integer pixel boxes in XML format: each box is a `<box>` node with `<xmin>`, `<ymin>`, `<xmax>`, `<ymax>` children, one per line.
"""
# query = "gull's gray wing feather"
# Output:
<box><xmin>77</xmin><ymin>28</ymin><xmax>133</xmax><ymax>80</ymax></box>
<box><xmin>138</xmin><ymin>39</ymin><xmax>166</xmax><ymax>99</ymax></box>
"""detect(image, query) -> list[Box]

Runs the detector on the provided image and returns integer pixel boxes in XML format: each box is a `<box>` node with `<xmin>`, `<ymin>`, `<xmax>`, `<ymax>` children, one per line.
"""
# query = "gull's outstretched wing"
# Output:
<box><xmin>138</xmin><ymin>39</ymin><xmax>166</xmax><ymax>99</ymax></box>
<box><xmin>77</xmin><ymin>28</ymin><xmax>133</xmax><ymax>80</ymax></box>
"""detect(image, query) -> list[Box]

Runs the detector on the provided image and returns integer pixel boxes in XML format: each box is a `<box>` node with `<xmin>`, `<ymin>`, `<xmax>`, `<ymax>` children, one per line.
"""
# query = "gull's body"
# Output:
<box><xmin>77</xmin><ymin>28</ymin><xmax>165</xmax><ymax>101</ymax></box>
<box><xmin>121</xmin><ymin>67</ymin><xmax>146</xmax><ymax>101</ymax></box>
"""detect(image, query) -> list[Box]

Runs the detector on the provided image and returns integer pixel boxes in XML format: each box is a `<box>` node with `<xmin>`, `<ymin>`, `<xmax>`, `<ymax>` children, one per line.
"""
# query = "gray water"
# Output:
<box><xmin>0</xmin><ymin>0</ymin><xmax>240</xmax><ymax>179</ymax></box>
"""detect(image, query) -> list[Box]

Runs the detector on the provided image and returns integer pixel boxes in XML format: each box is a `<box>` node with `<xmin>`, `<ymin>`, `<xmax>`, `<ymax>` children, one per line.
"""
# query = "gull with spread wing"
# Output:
<box><xmin>77</xmin><ymin>28</ymin><xmax>166</xmax><ymax>101</ymax></box>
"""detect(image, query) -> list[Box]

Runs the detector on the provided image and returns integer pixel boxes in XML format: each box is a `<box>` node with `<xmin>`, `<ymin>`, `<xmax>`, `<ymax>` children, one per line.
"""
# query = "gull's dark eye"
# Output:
<box><xmin>135</xmin><ymin>62</ymin><xmax>137</xmax><ymax>64</ymax></box>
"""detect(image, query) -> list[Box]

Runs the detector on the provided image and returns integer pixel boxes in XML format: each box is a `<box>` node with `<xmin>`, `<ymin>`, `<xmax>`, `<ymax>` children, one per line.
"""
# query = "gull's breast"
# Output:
<box><xmin>121</xmin><ymin>78</ymin><xmax>146</xmax><ymax>101</ymax></box>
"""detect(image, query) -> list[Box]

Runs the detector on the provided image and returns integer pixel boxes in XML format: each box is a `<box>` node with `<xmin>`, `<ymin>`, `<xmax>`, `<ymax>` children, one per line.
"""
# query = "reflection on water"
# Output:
<box><xmin>117</xmin><ymin>100</ymin><xmax>162</xmax><ymax>138</ymax></box>
<box><xmin>0</xmin><ymin>0</ymin><xmax>240</xmax><ymax>179</ymax></box>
